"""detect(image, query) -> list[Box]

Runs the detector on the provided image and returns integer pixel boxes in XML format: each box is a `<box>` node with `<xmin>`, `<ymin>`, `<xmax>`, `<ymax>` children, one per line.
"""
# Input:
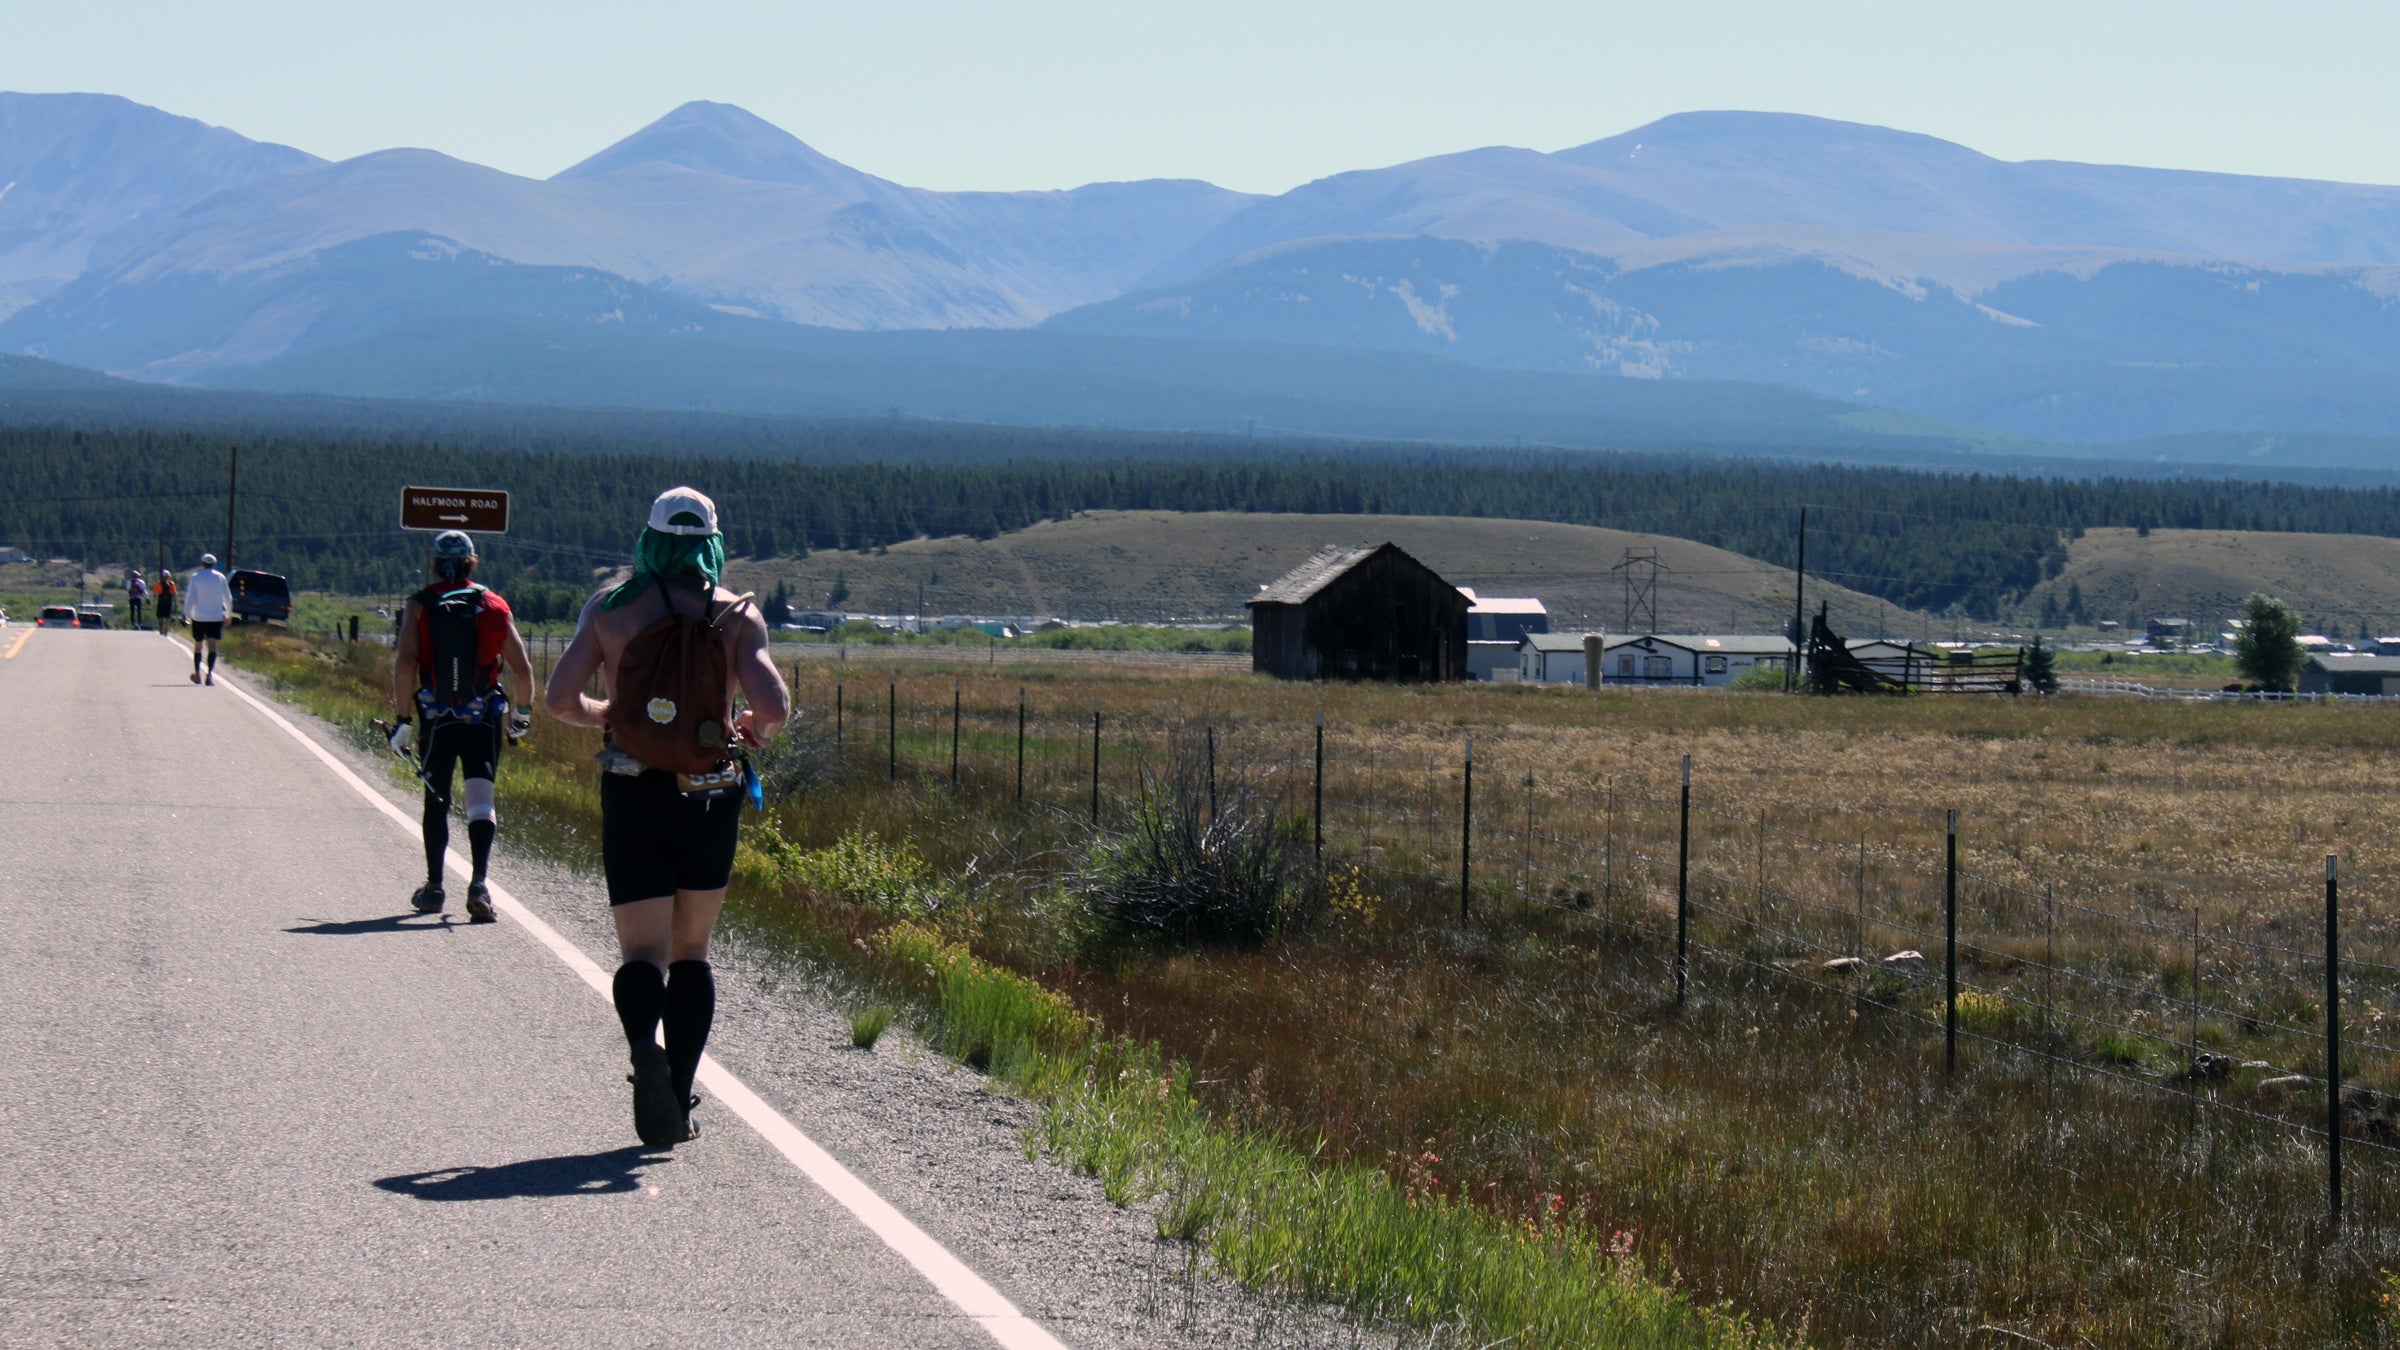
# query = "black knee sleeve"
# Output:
<box><xmin>613</xmin><ymin>961</ymin><xmax>667</xmax><ymax>1053</ymax></box>
<box><xmin>663</xmin><ymin>960</ymin><xmax>716</xmax><ymax>1101</ymax></box>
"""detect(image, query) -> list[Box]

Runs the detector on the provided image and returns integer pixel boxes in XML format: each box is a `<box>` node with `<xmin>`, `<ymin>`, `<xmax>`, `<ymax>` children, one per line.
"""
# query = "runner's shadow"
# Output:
<box><xmin>375</xmin><ymin>1146</ymin><xmax>669</xmax><ymax>1201</ymax></box>
<box><xmin>284</xmin><ymin>914</ymin><xmax>453</xmax><ymax>935</ymax></box>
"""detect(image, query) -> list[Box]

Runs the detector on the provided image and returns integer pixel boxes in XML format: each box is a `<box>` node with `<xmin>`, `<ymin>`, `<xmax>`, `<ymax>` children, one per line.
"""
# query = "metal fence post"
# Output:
<box><xmin>2328</xmin><ymin>853</ymin><xmax>2344</xmax><ymax>1228</ymax></box>
<box><xmin>1015</xmin><ymin>687</ymin><xmax>1026</xmax><ymax>807</ymax></box>
<box><xmin>1946</xmin><ymin>808</ymin><xmax>1959</xmax><ymax>1080</ymax></box>
<box><xmin>887</xmin><ymin>678</ymin><xmax>897</xmax><ymax>782</ymax></box>
<box><xmin>1090</xmin><ymin>703</ymin><xmax>1101</xmax><ymax>825</ymax></box>
<box><xmin>1460</xmin><ymin>737</ymin><xmax>1474</xmax><ymax>924</ymax></box>
<box><xmin>1207</xmin><ymin>726</ymin><xmax>1218</xmax><ymax>822</ymax></box>
<box><xmin>1676</xmin><ymin>755</ymin><xmax>1691</xmax><ymax>1004</ymax></box>
<box><xmin>835</xmin><ymin>678</ymin><xmax>844</xmax><ymax>755</ymax></box>
<box><xmin>1312</xmin><ymin>711</ymin><xmax>1324</xmax><ymax>868</ymax></box>
<box><xmin>950</xmin><ymin>679</ymin><xmax>961</xmax><ymax>786</ymax></box>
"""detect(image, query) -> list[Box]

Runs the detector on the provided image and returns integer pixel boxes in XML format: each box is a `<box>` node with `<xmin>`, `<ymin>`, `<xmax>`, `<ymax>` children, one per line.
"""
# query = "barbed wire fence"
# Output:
<box><xmin>783</xmin><ymin>665</ymin><xmax>2392</xmax><ymax>1226</ymax></box>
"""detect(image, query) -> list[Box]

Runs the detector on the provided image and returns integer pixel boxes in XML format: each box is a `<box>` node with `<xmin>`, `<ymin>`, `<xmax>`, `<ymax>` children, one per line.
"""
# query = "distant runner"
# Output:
<box><xmin>547</xmin><ymin>487</ymin><xmax>787</xmax><ymax>1147</ymax></box>
<box><xmin>388</xmin><ymin>531</ymin><xmax>536</xmax><ymax>923</ymax></box>
<box><xmin>125</xmin><ymin>569</ymin><xmax>147</xmax><ymax>629</ymax></box>
<box><xmin>153</xmin><ymin>570</ymin><xmax>176</xmax><ymax>634</ymax></box>
<box><xmin>185</xmin><ymin>554</ymin><xmax>231</xmax><ymax>685</ymax></box>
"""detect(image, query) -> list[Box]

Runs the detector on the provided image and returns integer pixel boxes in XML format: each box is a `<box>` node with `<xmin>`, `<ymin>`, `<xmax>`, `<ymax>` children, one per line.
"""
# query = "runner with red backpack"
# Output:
<box><xmin>388</xmin><ymin>530</ymin><xmax>537</xmax><ymax>923</ymax></box>
<box><xmin>546</xmin><ymin>487</ymin><xmax>788</xmax><ymax>1147</ymax></box>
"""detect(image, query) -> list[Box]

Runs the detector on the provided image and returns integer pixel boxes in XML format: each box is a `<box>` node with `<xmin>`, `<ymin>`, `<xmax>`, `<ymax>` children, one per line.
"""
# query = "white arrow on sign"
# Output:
<box><xmin>439</xmin><ymin>515</ymin><xmax>468</xmax><ymax>523</ymax></box>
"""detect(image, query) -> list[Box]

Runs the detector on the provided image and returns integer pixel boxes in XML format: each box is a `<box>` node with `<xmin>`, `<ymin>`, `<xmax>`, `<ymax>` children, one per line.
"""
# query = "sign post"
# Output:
<box><xmin>399</xmin><ymin>487</ymin><xmax>511</xmax><ymax>534</ymax></box>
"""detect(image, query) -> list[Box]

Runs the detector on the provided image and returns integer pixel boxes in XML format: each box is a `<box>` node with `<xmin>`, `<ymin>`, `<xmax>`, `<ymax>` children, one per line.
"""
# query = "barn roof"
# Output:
<box><xmin>1252</xmin><ymin>542</ymin><xmax>1466</xmax><ymax>607</ymax></box>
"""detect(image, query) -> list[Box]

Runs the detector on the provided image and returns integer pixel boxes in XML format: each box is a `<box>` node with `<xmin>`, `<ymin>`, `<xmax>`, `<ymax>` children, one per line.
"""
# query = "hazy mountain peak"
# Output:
<box><xmin>551</xmin><ymin>100</ymin><xmax>876</xmax><ymax>193</ymax></box>
<box><xmin>1558</xmin><ymin>109</ymin><xmax>1991</xmax><ymax>167</ymax></box>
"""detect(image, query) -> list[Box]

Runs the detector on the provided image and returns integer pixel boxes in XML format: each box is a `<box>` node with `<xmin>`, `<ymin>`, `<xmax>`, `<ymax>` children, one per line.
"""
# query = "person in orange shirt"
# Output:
<box><xmin>152</xmin><ymin>571</ymin><xmax>177</xmax><ymax>634</ymax></box>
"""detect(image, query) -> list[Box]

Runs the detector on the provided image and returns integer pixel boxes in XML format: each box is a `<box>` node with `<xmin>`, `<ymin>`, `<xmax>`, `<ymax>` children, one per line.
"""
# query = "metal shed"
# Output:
<box><xmin>1247</xmin><ymin>543</ymin><xmax>1469</xmax><ymax>682</ymax></box>
<box><xmin>2301</xmin><ymin>653</ymin><xmax>2400</xmax><ymax>696</ymax></box>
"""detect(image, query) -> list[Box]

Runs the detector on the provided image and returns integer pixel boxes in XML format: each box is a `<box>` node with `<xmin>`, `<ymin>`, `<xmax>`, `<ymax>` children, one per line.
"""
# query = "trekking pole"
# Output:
<box><xmin>370</xmin><ymin>719</ymin><xmax>446</xmax><ymax>805</ymax></box>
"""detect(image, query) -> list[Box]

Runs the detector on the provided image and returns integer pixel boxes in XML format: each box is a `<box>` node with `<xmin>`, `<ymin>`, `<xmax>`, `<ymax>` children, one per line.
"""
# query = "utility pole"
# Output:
<box><xmin>1787</xmin><ymin>506</ymin><xmax>1806</xmax><ymax>692</ymax></box>
<box><xmin>223</xmin><ymin>444</ymin><xmax>239</xmax><ymax>570</ymax></box>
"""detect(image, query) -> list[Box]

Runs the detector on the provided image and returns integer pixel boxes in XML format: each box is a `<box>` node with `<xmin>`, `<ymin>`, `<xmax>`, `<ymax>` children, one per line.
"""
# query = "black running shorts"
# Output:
<box><xmin>601</xmin><ymin>770</ymin><xmax>744</xmax><ymax>906</ymax></box>
<box><xmin>420</xmin><ymin>719</ymin><xmax>500</xmax><ymax>797</ymax></box>
<box><xmin>189</xmin><ymin>620</ymin><xmax>224</xmax><ymax>641</ymax></box>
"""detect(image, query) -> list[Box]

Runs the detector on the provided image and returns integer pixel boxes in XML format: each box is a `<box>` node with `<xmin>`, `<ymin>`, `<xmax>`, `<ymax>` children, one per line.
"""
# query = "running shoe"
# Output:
<box><xmin>464</xmin><ymin>881</ymin><xmax>496</xmax><ymax>924</ymax></box>
<box><xmin>203</xmin><ymin>674</ymin><xmax>213</xmax><ymax>686</ymax></box>
<box><xmin>628</xmin><ymin>1044</ymin><xmax>686</xmax><ymax>1147</ymax></box>
<box><xmin>409</xmin><ymin>884</ymin><xmax>446</xmax><ymax>914</ymax></box>
<box><xmin>189</xmin><ymin>671</ymin><xmax>201</xmax><ymax>684</ymax></box>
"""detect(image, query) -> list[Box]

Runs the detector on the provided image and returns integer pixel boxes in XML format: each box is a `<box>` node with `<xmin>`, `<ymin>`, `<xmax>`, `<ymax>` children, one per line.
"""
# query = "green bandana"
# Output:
<box><xmin>602</xmin><ymin>526</ymin><xmax>726</xmax><ymax>610</ymax></box>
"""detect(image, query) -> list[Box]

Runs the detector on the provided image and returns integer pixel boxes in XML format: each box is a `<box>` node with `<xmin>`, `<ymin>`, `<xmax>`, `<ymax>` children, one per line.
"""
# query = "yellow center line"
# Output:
<box><xmin>1</xmin><ymin>628</ymin><xmax>32</xmax><ymax>660</ymax></box>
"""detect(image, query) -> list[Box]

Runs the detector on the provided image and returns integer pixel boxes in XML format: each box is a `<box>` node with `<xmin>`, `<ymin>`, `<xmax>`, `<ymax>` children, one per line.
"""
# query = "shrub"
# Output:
<box><xmin>1078</xmin><ymin>730</ymin><xmax>1302</xmax><ymax>946</ymax></box>
<box><xmin>1728</xmin><ymin>662</ymin><xmax>1789</xmax><ymax>692</ymax></box>
<box><xmin>789</xmin><ymin>828</ymin><xmax>941</xmax><ymax>915</ymax></box>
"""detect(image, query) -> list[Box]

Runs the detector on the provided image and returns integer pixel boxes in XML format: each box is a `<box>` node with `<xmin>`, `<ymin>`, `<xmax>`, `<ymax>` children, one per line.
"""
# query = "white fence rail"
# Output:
<box><xmin>2059</xmin><ymin>675</ymin><xmax>2398</xmax><ymax>703</ymax></box>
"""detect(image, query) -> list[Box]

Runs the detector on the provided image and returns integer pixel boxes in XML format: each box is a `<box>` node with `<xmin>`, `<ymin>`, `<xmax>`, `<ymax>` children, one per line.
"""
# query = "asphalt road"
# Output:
<box><xmin>0</xmin><ymin>627</ymin><xmax>1094</xmax><ymax>1347</ymax></box>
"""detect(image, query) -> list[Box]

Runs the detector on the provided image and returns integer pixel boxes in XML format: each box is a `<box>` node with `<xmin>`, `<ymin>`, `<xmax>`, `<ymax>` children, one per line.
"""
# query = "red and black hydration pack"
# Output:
<box><xmin>415</xmin><ymin>582</ymin><xmax>513</xmax><ymax>722</ymax></box>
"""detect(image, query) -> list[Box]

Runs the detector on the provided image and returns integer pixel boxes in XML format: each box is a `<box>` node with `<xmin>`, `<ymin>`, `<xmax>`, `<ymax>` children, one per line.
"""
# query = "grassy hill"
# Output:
<box><xmin>2027</xmin><ymin>526</ymin><xmax>2400</xmax><ymax>636</ymax></box>
<box><xmin>728</xmin><ymin>510</ymin><xmax>1925</xmax><ymax>636</ymax></box>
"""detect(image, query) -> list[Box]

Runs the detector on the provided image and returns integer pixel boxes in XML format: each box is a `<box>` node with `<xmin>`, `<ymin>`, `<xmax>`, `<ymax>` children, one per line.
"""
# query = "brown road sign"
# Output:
<box><xmin>399</xmin><ymin>486</ymin><xmax>510</xmax><ymax>534</ymax></box>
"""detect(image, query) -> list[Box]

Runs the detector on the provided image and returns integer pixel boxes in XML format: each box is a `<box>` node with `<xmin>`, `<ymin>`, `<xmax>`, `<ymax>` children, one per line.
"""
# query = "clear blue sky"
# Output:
<box><xmin>5</xmin><ymin>0</ymin><xmax>2386</xmax><ymax>193</ymax></box>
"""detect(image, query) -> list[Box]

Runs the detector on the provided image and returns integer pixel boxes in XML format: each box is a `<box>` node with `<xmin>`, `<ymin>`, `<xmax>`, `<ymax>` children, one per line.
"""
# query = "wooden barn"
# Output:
<box><xmin>1248</xmin><ymin>543</ymin><xmax>1469</xmax><ymax>682</ymax></box>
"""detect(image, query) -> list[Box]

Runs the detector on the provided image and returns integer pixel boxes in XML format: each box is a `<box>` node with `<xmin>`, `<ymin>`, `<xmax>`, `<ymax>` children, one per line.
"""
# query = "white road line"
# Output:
<box><xmin>175</xmin><ymin>638</ymin><xmax>1071</xmax><ymax>1350</ymax></box>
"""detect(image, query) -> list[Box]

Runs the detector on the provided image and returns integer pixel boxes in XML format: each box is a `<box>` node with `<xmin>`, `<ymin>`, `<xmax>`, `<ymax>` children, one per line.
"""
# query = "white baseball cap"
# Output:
<box><xmin>199</xmin><ymin>552</ymin><xmax>217</xmax><ymax>567</ymax></box>
<box><xmin>647</xmin><ymin>486</ymin><xmax>719</xmax><ymax>536</ymax></box>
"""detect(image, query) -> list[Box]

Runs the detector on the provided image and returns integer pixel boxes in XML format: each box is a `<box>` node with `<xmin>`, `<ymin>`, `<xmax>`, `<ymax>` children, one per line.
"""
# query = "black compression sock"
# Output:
<box><xmin>613</xmin><ymin>962</ymin><xmax>667</xmax><ymax>1054</ymax></box>
<box><xmin>467</xmin><ymin>819</ymin><xmax>495</xmax><ymax>882</ymax></box>
<box><xmin>206</xmin><ymin>651</ymin><xmax>216</xmax><ymax>673</ymax></box>
<box><xmin>664</xmin><ymin>960</ymin><xmax>716</xmax><ymax>1101</ymax></box>
<box><xmin>420</xmin><ymin>795</ymin><xmax>448</xmax><ymax>888</ymax></box>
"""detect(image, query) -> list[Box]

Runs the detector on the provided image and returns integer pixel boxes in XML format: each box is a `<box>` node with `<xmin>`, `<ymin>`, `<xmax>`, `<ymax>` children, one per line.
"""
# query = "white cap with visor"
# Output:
<box><xmin>648</xmin><ymin>486</ymin><xmax>719</xmax><ymax>536</ymax></box>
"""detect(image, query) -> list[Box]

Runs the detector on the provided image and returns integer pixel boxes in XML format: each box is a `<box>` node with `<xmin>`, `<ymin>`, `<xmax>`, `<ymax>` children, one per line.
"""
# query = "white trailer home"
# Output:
<box><xmin>1599</xmin><ymin>634</ymin><xmax>1794</xmax><ymax>687</ymax></box>
<box><xmin>1518</xmin><ymin>633</ymin><xmax>1794</xmax><ymax>687</ymax></box>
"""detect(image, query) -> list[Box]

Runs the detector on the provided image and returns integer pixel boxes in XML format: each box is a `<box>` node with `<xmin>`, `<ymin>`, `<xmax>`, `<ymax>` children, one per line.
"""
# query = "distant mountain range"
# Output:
<box><xmin>10</xmin><ymin>92</ymin><xmax>2400</xmax><ymax>453</ymax></box>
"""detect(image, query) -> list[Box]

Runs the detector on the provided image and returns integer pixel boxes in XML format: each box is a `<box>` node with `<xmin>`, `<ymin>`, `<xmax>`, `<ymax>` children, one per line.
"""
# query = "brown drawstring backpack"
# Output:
<box><xmin>606</xmin><ymin>579</ymin><xmax>753</xmax><ymax>773</ymax></box>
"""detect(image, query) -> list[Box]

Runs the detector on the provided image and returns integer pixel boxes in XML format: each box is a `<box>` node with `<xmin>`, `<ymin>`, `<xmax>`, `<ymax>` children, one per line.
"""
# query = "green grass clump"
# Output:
<box><xmin>871</xmin><ymin>920</ymin><xmax>1089</xmax><ymax>1076</ymax></box>
<box><xmin>850</xmin><ymin>1006</ymin><xmax>892</xmax><ymax>1050</ymax></box>
<box><xmin>1037</xmin><ymin>1042</ymin><xmax>1782</xmax><ymax>1350</ymax></box>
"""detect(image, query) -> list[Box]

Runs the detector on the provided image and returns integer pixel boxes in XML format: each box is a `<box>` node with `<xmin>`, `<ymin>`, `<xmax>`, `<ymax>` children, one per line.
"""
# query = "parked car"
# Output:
<box><xmin>75</xmin><ymin>608</ymin><xmax>108</xmax><ymax>629</ymax></box>
<box><xmin>229</xmin><ymin>569</ymin><xmax>291</xmax><ymax>624</ymax></box>
<box><xmin>38</xmin><ymin>606</ymin><xmax>78</xmax><ymax>628</ymax></box>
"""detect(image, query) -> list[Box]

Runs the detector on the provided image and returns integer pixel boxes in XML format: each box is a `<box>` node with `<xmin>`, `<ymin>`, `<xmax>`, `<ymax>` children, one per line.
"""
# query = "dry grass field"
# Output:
<box><xmin>236</xmin><ymin>625</ymin><xmax>2400</xmax><ymax>1347</ymax></box>
<box><xmin>2028</xmin><ymin>526</ymin><xmax>2400</xmax><ymax>636</ymax></box>
<box><xmin>729</xmin><ymin>510</ymin><xmax>1922</xmax><ymax>634</ymax></box>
